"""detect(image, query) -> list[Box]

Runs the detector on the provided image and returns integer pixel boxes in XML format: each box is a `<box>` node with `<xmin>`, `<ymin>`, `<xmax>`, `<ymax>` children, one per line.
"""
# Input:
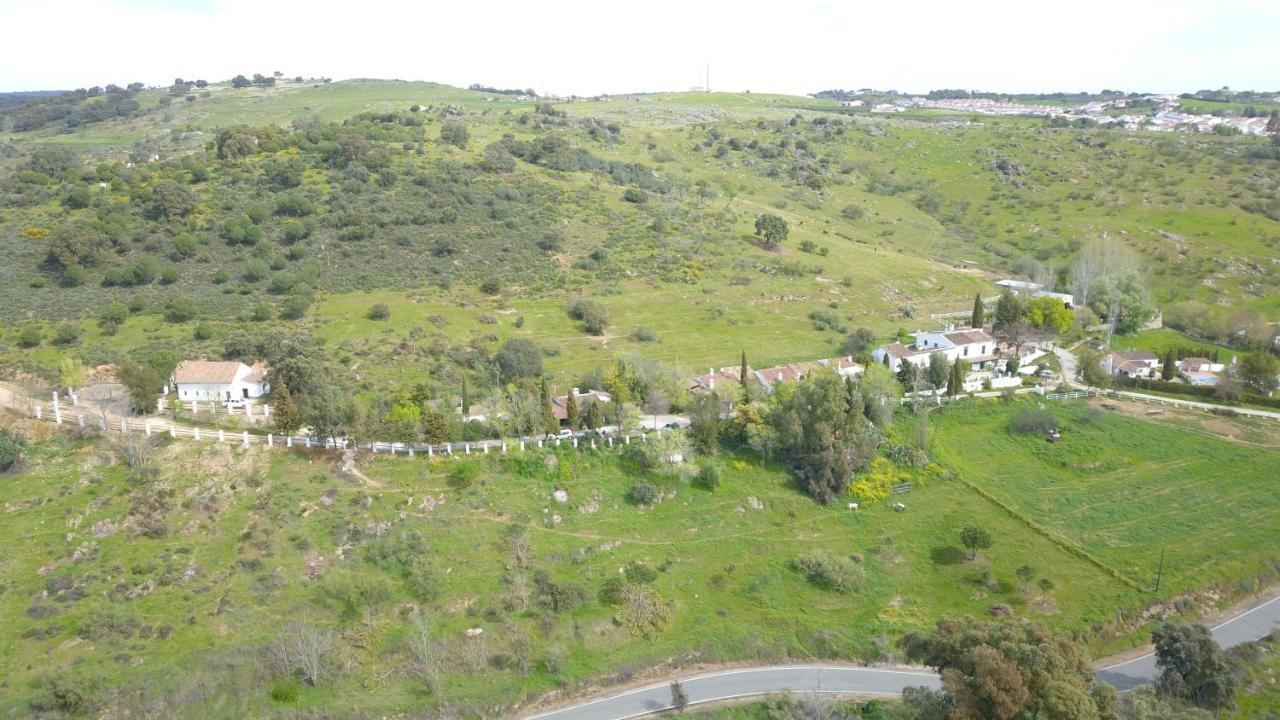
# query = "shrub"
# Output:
<box><xmin>0</xmin><ymin>429</ymin><xmax>28</xmax><ymax>472</ymax></box>
<box><xmin>18</xmin><ymin>326</ymin><xmax>42</xmax><ymax>347</ymax></box>
<box><xmin>630</xmin><ymin>482</ymin><xmax>659</xmax><ymax>505</ymax></box>
<box><xmin>52</xmin><ymin>322</ymin><xmax>82</xmax><ymax>345</ymax></box>
<box><xmin>697</xmin><ymin>462</ymin><xmax>722</xmax><ymax>490</ymax></box>
<box><xmin>447</xmin><ymin>463</ymin><xmax>478</xmax><ymax>491</ymax></box>
<box><xmin>367</xmin><ymin>303</ymin><xmax>391</xmax><ymax>321</ymax></box>
<box><xmin>629</xmin><ymin>327</ymin><xmax>658</xmax><ymax>343</ymax></box>
<box><xmin>479</xmin><ymin>277</ymin><xmax>502</xmax><ymax>295</ymax></box>
<box><xmin>1009</xmin><ymin>407</ymin><xmax>1056</xmax><ymax>435</ymax></box>
<box><xmin>792</xmin><ymin>552</ymin><xmax>863</xmax><ymax>593</ymax></box>
<box><xmin>623</xmin><ymin>188</ymin><xmax>649</xmax><ymax>204</ymax></box>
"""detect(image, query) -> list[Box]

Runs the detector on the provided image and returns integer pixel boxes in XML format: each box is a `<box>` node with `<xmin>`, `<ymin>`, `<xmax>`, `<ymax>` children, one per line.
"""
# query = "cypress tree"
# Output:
<box><xmin>540</xmin><ymin>377</ymin><xmax>557</xmax><ymax>434</ymax></box>
<box><xmin>1161</xmin><ymin>350</ymin><xmax>1177</xmax><ymax>381</ymax></box>
<box><xmin>585</xmin><ymin>400</ymin><xmax>604</xmax><ymax>430</ymax></box>
<box><xmin>271</xmin><ymin>384</ymin><xmax>299</xmax><ymax>434</ymax></box>
<box><xmin>971</xmin><ymin>292</ymin><xmax>985</xmax><ymax>328</ymax></box>
<box><xmin>739</xmin><ymin>351</ymin><xmax>749</xmax><ymax>389</ymax></box>
<box><xmin>947</xmin><ymin>361</ymin><xmax>962</xmax><ymax>397</ymax></box>
<box><xmin>460</xmin><ymin>375</ymin><xmax>470</xmax><ymax>418</ymax></box>
<box><xmin>566</xmin><ymin>390</ymin><xmax>579</xmax><ymax>430</ymax></box>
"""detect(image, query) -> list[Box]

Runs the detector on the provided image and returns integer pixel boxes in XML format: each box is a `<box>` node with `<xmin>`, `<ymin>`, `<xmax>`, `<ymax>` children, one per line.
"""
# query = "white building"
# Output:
<box><xmin>170</xmin><ymin>360</ymin><xmax>269</xmax><ymax>405</ymax></box>
<box><xmin>1101</xmin><ymin>351</ymin><xmax>1159</xmax><ymax>378</ymax></box>
<box><xmin>994</xmin><ymin>279</ymin><xmax>1074</xmax><ymax>308</ymax></box>
<box><xmin>873</xmin><ymin>328</ymin><xmax>998</xmax><ymax>372</ymax></box>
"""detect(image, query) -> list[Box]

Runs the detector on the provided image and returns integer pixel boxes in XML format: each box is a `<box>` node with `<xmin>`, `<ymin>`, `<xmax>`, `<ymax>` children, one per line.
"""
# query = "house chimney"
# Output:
<box><xmin>945</xmin><ymin>323</ymin><xmax>955</xmax><ymax>333</ymax></box>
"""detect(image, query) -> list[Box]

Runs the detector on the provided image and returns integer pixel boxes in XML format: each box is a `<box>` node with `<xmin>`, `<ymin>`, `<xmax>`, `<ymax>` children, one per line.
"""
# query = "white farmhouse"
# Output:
<box><xmin>171</xmin><ymin>360</ymin><xmax>269</xmax><ymax>405</ymax></box>
<box><xmin>873</xmin><ymin>328</ymin><xmax>998</xmax><ymax>372</ymax></box>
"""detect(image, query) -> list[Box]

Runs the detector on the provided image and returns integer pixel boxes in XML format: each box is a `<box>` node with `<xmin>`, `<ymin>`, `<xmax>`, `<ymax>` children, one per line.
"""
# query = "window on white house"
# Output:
<box><xmin>963</xmin><ymin>348</ymin><xmax>968</xmax><ymax>356</ymax></box>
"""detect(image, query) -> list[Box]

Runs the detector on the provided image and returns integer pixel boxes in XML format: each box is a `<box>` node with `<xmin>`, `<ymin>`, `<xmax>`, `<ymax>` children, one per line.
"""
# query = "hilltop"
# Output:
<box><xmin>1</xmin><ymin>78</ymin><xmax>1277</xmax><ymax>398</ymax></box>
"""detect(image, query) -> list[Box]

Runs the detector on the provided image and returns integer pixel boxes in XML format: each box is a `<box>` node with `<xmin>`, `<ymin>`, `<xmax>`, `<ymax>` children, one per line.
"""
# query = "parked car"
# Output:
<box><xmin>556</xmin><ymin>428</ymin><xmax>574</xmax><ymax>439</ymax></box>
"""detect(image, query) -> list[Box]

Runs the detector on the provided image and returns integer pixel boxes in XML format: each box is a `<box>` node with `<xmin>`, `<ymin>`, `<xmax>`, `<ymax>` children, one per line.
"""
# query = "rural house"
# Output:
<box><xmin>873</xmin><ymin>327</ymin><xmax>998</xmax><ymax>372</ymax></box>
<box><xmin>551</xmin><ymin>389</ymin><xmax>612</xmax><ymax>426</ymax></box>
<box><xmin>994</xmin><ymin>279</ymin><xmax>1074</xmax><ymax>308</ymax></box>
<box><xmin>690</xmin><ymin>356</ymin><xmax>864</xmax><ymax>395</ymax></box>
<box><xmin>1102</xmin><ymin>351</ymin><xmax>1159</xmax><ymax>378</ymax></box>
<box><xmin>170</xmin><ymin>360</ymin><xmax>269</xmax><ymax>405</ymax></box>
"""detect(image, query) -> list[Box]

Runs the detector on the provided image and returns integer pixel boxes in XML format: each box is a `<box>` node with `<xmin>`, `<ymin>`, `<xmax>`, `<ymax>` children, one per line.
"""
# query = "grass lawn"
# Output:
<box><xmin>928</xmin><ymin>399</ymin><xmax>1280</xmax><ymax>598</ymax></box>
<box><xmin>1114</xmin><ymin>328</ymin><xmax>1238</xmax><ymax>360</ymax></box>
<box><xmin>2</xmin><ymin>397</ymin><xmax>1275</xmax><ymax>715</ymax></box>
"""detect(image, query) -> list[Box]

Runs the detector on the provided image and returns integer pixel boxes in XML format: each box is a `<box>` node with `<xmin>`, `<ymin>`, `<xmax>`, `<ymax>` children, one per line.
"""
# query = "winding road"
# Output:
<box><xmin>525</xmin><ymin>594</ymin><xmax>1280</xmax><ymax>720</ymax></box>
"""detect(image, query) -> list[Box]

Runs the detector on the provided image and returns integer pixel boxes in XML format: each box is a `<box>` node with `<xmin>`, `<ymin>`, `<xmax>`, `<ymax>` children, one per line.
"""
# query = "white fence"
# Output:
<box><xmin>27</xmin><ymin>395</ymin><xmax>652</xmax><ymax>458</ymax></box>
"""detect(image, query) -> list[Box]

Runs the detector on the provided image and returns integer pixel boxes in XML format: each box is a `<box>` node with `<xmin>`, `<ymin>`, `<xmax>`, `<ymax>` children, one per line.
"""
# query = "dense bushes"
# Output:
<box><xmin>1009</xmin><ymin>407</ymin><xmax>1056</xmax><ymax>435</ymax></box>
<box><xmin>792</xmin><ymin>552</ymin><xmax>863</xmax><ymax>593</ymax></box>
<box><xmin>0</xmin><ymin>429</ymin><xmax>27</xmax><ymax>472</ymax></box>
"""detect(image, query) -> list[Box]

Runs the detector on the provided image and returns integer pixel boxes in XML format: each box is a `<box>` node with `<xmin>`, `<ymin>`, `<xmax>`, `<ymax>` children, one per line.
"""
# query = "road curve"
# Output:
<box><xmin>523</xmin><ymin>666</ymin><xmax>942</xmax><ymax>720</ymax></box>
<box><xmin>524</xmin><ymin>594</ymin><xmax>1280</xmax><ymax>720</ymax></box>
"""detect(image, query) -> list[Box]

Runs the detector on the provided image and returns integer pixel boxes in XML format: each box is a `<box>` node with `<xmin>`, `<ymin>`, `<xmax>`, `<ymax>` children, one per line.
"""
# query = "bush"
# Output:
<box><xmin>792</xmin><ymin>552</ymin><xmax>863</xmax><ymax>593</ymax></box>
<box><xmin>630</xmin><ymin>482</ymin><xmax>659</xmax><ymax>505</ymax></box>
<box><xmin>447</xmin><ymin>463</ymin><xmax>478</xmax><ymax>491</ymax></box>
<box><xmin>495</xmin><ymin>338</ymin><xmax>543</xmax><ymax>381</ymax></box>
<box><xmin>1009</xmin><ymin>407</ymin><xmax>1056</xmax><ymax>435</ymax></box>
<box><xmin>567</xmin><ymin>297</ymin><xmax>610</xmax><ymax>335</ymax></box>
<box><xmin>18</xmin><ymin>326</ymin><xmax>42</xmax><ymax>347</ymax></box>
<box><xmin>697</xmin><ymin>462</ymin><xmax>722</xmax><ymax>490</ymax></box>
<box><xmin>367</xmin><ymin>303</ymin><xmax>391</xmax><ymax>321</ymax></box>
<box><xmin>623</xmin><ymin>188</ymin><xmax>649</xmax><ymax>204</ymax></box>
<box><xmin>629</xmin><ymin>327</ymin><xmax>658</xmax><ymax>343</ymax></box>
<box><xmin>52</xmin><ymin>322</ymin><xmax>81</xmax><ymax>345</ymax></box>
<box><xmin>0</xmin><ymin>429</ymin><xmax>28</xmax><ymax>472</ymax></box>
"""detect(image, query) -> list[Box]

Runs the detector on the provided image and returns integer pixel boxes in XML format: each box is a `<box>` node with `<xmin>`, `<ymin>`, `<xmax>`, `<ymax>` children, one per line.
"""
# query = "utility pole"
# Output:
<box><xmin>1154</xmin><ymin>547</ymin><xmax>1166</xmax><ymax>593</ymax></box>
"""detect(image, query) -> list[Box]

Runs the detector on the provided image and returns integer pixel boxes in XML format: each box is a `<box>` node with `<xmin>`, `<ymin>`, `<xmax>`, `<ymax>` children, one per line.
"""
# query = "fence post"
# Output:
<box><xmin>520</xmin><ymin>440</ymin><xmax>525</xmax><ymax>451</ymax></box>
<box><xmin>35</xmin><ymin>405</ymin><xmax>42</xmax><ymax>420</ymax></box>
<box><xmin>144</xmin><ymin>422</ymin><xmax>151</xmax><ymax>436</ymax></box>
<box><xmin>483</xmin><ymin>442</ymin><xmax>489</xmax><ymax>455</ymax></box>
<box><xmin>169</xmin><ymin>425</ymin><xmax>176</xmax><ymax>438</ymax></box>
<box><xmin>427</xmin><ymin>445</ymin><xmax>433</xmax><ymax>457</ymax></box>
<box><xmin>218</xmin><ymin>429</ymin><xmax>225</xmax><ymax>443</ymax></box>
<box><xmin>263</xmin><ymin>404</ymin><xmax>270</xmax><ymax>418</ymax></box>
<box><xmin>408</xmin><ymin>446</ymin><xmax>414</xmax><ymax>457</ymax></box>
<box><xmin>242</xmin><ymin>431</ymin><xmax>249</xmax><ymax>447</ymax></box>
<box><xmin>305</xmin><ymin>436</ymin><xmax>311</xmax><ymax>448</ymax></box>
<box><xmin>590</xmin><ymin>437</ymin><xmax>596</xmax><ymax>449</ymax></box>
<box><xmin>286</xmin><ymin>435</ymin><xmax>291</xmax><ymax>447</ymax></box>
<box><xmin>78</xmin><ymin>414</ymin><xmax>85</xmax><ymax>428</ymax></box>
<box><xmin>120</xmin><ymin>419</ymin><xmax>128</xmax><ymax>433</ymax></box>
<box><xmin>53</xmin><ymin>401</ymin><xmax>62</xmax><ymax>425</ymax></box>
<box><xmin>465</xmin><ymin>443</ymin><xmax>471</xmax><ymax>455</ymax></box>
<box><xmin>625</xmin><ymin>434</ymin><xmax>631</xmax><ymax>445</ymax></box>
<box><xmin>156</xmin><ymin>397</ymin><xmax>164</xmax><ymax>414</ymax></box>
<box><xmin>608</xmin><ymin>436</ymin><xmax>613</xmax><ymax>447</ymax></box>
<box><xmin>190</xmin><ymin>400</ymin><xmax>197</xmax><ymax>413</ymax></box>
<box><xmin>99</xmin><ymin>417</ymin><xmax>107</xmax><ymax>431</ymax></box>
<box><xmin>194</xmin><ymin>427</ymin><xmax>201</xmax><ymax>441</ymax></box>
<box><xmin>573</xmin><ymin>437</ymin><xmax>578</xmax><ymax>449</ymax></box>
<box><xmin>445</xmin><ymin>443</ymin><xmax>452</xmax><ymax>455</ymax></box>
<box><xmin>267</xmin><ymin>433</ymin><xmax>273</xmax><ymax>448</ymax></box>
<box><xmin>502</xmin><ymin>442</ymin><xmax>507</xmax><ymax>453</ymax></box>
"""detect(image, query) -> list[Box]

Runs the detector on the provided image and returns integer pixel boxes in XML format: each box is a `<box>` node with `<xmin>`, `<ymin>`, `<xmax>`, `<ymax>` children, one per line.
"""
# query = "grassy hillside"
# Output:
<box><xmin>2</xmin><ymin>79</ymin><xmax>1277</xmax><ymax>400</ymax></box>
<box><xmin>1</xmin><ymin>398</ymin><xmax>1275</xmax><ymax>716</ymax></box>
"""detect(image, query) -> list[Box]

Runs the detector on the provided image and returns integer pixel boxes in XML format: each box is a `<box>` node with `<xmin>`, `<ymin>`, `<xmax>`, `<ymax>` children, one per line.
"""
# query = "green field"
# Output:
<box><xmin>2</xmin><ymin>397</ymin><xmax>1276</xmax><ymax>716</ymax></box>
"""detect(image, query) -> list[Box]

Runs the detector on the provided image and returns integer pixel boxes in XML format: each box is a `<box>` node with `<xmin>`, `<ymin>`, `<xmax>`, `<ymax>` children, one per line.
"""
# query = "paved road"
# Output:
<box><xmin>523</xmin><ymin>666</ymin><xmax>942</xmax><ymax>720</ymax></box>
<box><xmin>525</xmin><ymin>594</ymin><xmax>1280</xmax><ymax>720</ymax></box>
<box><xmin>1097</xmin><ymin>595</ymin><xmax>1280</xmax><ymax>691</ymax></box>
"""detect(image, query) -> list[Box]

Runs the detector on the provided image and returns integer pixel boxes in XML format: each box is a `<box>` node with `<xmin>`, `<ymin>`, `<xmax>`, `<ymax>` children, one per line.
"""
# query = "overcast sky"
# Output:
<box><xmin>2</xmin><ymin>0</ymin><xmax>1277</xmax><ymax>95</ymax></box>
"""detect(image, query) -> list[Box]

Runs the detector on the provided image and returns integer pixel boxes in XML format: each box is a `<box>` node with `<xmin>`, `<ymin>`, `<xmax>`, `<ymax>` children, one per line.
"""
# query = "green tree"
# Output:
<box><xmin>420</xmin><ymin>408</ymin><xmax>450</xmax><ymax>444</ymax></box>
<box><xmin>540</xmin><ymin>377</ymin><xmax>558</xmax><ymax>435</ymax></box>
<box><xmin>271</xmin><ymin>384</ymin><xmax>301</xmax><ymax>435</ymax></box>
<box><xmin>754</xmin><ymin>213</ymin><xmax>789</xmax><ymax>248</ymax></box>
<box><xmin>927</xmin><ymin>351</ymin><xmax>949</xmax><ymax>388</ymax></box>
<box><xmin>1027</xmin><ymin>296</ymin><xmax>1074</xmax><ymax>334</ymax></box>
<box><xmin>580</xmin><ymin>303</ymin><xmax>609</xmax><ymax>335</ymax></box>
<box><xmin>495</xmin><ymin>338</ymin><xmax>544</xmax><ymax>382</ymax></box>
<box><xmin>439</xmin><ymin>122</ymin><xmax>469</xmax><ymax>148</ymax></box>
<box><xmin>670</xmin><ymin>681</ymin><xmax>688</xmax><ymax>713</ymax></box>
<box><xmin>1078</xmin><ymin>347</ymin><xmax>1113</xmax><ymax>389</ymax></box>
<box><xmin>58</xmin><ymin>357</ymin><xmax>86</xmax><ymax>390</ymax></box>
<box><xmin>946</xmin><ymin>359</ymin><xmax>967</xmax><ymax>397</ymax></box>
<box><xmin>18</xmin><ymin>326</ymin><xmax>41</xmax><ymax>348</ymax></box>
<box><xmin>147</xmin><ymin>180</ymin><xmax>198</xmax><ymax>219</ymax></box>
<box><xmin>1238</xmin><ymin>351</ymin><xmax>1280</xmax><ymax>394</ymax></box>
<box><xmin>993</xmin><ymin>291</ymin><xmax>1027</xmax><ymax>332</ymax></box>
<box><xmin>687</xmin><ymin>394</ymin><xmax>721</xmax><ymax>455</ymax></box>
<box><xmin>739</xmin><ymin>350</ymin><xmax>750</xmax><ymax>392</ymax></box>
<box><xmin>565</xmin><ymin>390</ymin><xmax>579</xmax><ymax>430</ymax></box>
<box><xmin>1161</xmin><ymin>350</ymin><xmax>1177</xmax><ymax>381</ymax></box>
<box><xmin>117</xmin><ymin>360</ymin><xmax>164</xmax><ymax>414</ymax></box>
<box><xmin>584</xmin><ymin>400</ymin><xmax>604</xmax><ymax>430</ymax></box>
<box><xmin>1153</xmin><ymin>623</ymin><xmax>1239</xmax><ymax>709</ymax></box>
<box><xmin>1016</xmin><ymin>565</ymin><xmax>1035</xmax><ymax>593</ymax></box>
<box><xmin>901</xmin><ymin>618</ymin><xmax>1106</xmax><ymax>720</ymax></box>
<box><xmin>770</xmin><ymin>370</ymin><xmax>877</xmax><ymax>503</ymax></box>
<box><xmin>972</xmin><ymin>292</ymin><xmax>986</xmax><ymax>329</ymax></box>
<box><xmin>859</xmin><ymin>362</ymin><xmax>902</xmax><ymax>427</ymax></box>
<box><xmin>960</xmin><ymin>525</ymin><xmax>993</xmax><ymax>560</ymax></box>
<box><xmin>299</xmin><ymin>381</ymin><xmax>356</xmax><ymax>445</ymax></box>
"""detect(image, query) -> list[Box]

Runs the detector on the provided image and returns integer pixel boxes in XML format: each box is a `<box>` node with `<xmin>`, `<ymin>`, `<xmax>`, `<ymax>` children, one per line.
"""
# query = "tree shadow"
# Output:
<box><xmin>930</xmin><ymin>545</ymin><xmax>966</xmax><ymax>565</ymax></box>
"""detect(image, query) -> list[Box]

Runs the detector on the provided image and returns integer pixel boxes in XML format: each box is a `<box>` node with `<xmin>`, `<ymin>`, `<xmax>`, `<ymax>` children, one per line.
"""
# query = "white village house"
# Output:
<box><xmin>1101</xmin><ymin>350</ymin><xmax>1159</xmax><ymax>378</ymax></box>
<box><xmin>873</xmin><ymin>327</ymin><xmax>999</xmax><ymax>372</ymax></box>
<box><xmin>169</xmin><ymin>360</ymin><xmax>269</xmax><ymax>405</ymax></box>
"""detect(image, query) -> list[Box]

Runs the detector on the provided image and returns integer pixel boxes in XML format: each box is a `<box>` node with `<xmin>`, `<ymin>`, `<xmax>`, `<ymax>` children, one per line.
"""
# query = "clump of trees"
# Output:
<box><xmin>566</xmin><ymin>297</ymin><xmax>609</xmax><ymax>335</ymax></box>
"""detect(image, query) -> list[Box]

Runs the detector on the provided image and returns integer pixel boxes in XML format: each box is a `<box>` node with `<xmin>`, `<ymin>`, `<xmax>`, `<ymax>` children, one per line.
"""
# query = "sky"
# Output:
<box><xmin>1</xmin><ymin>0</ymin><xmax>1278</xmax><ymax>96</ymax></box>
